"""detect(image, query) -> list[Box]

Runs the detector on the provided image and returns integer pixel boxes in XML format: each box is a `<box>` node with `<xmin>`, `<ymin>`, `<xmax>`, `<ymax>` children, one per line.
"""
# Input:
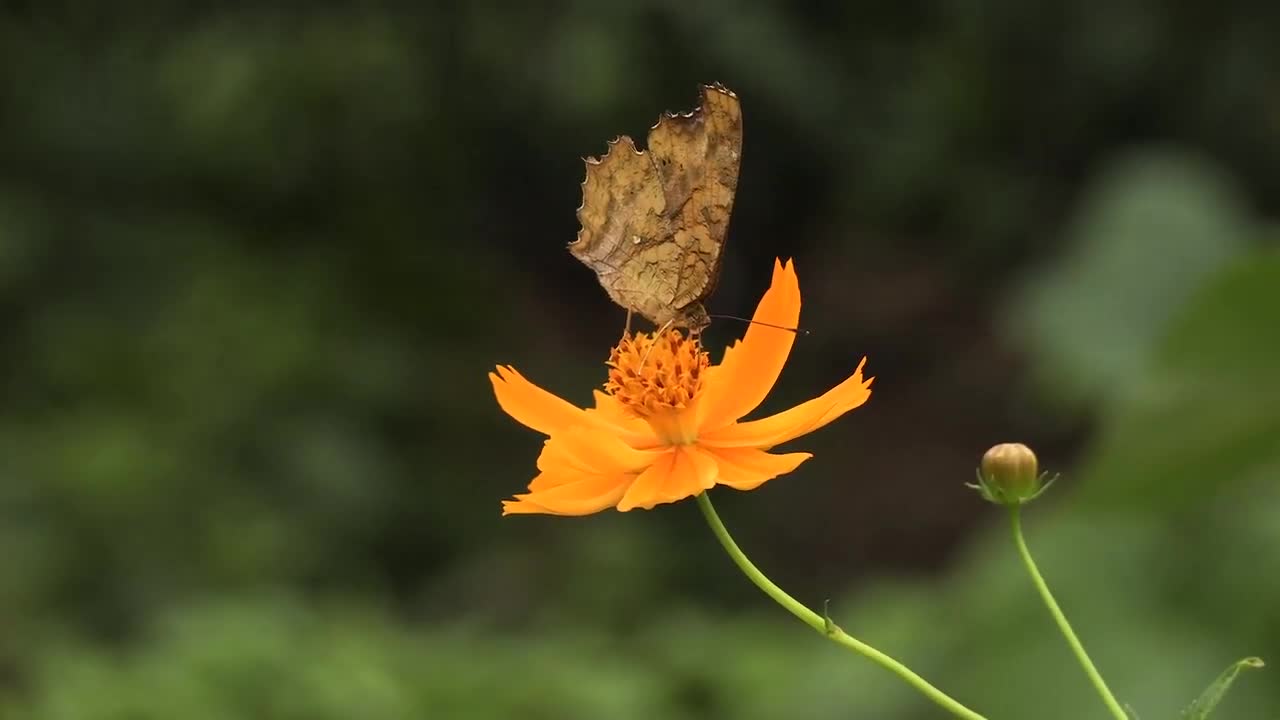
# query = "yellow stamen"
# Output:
<box><xmin>605</xmin><ymin>330</ymin><xmax>708</xmax><ymax>433</ymax></box>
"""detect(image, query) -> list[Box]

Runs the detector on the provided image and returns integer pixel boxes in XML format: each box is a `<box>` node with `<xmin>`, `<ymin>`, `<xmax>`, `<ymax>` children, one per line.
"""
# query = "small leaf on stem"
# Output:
<box><xmin>1181</xmin><ymin>656</ymin><xmax>1264</xmax><ymax>720</ymax></box>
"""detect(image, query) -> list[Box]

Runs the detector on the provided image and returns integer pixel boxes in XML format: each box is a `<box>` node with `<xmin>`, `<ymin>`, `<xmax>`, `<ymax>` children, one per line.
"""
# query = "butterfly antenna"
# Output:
<box><xmin>708</xmin><ymin>314</ymin><xmax>810</xmax><ymax>336</ymax></box>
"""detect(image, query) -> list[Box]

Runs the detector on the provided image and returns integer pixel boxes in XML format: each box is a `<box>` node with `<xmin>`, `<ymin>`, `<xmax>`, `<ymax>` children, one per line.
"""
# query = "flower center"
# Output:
<box><xmin>604</xmin><ymin>330</ymin><xmax>709</xmax><ymax>422</ymax></box>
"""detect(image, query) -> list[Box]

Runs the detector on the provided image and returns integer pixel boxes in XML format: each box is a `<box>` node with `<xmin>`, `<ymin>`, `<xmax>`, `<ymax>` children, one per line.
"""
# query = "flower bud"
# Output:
<box><xmin>969</xmin><ymin>442</ymin><xmax>1053</xmax><ymax>505</ymax></box>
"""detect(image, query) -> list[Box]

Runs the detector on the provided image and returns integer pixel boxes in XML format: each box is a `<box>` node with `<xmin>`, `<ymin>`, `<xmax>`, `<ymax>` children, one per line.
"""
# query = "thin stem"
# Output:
<box><xmin>695</xmin><ymin>492</ymin><xmax>987</xmax><ymax>720</ymax></box>
<box><xmin>1008</xmin><ymin>505</ymin><xmax>1128</xmax><ymax>720</ymax></box>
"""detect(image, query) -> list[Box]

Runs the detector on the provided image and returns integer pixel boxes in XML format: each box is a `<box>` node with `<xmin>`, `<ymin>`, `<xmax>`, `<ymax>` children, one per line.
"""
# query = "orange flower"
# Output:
<box><xmin>490</xmin><ymin>259</ymin><xmax>873</xmax><ymax>515</ymax></box>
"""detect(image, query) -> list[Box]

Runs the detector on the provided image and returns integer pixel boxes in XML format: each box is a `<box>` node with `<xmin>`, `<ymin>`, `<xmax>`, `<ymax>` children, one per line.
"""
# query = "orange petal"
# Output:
<box><xmin>590</xmin><ymin>391</ymin><xmax>661</xmax><ymax>448</ymax></box>
<box><xmin>490</xmin><ymin>365</ymin><xmax>589</xmax><ymax>436</ymax></box>
<box><xmin>526</xmin><ymin>471</ymin><xmax>565</xmax><ymax>492</ymax></box>
<box><xmin>616</xmin><ymin>446</ymin><xmax>719</xmax><ymax>511</ymax></box>
<box><xmin>502</xmin><ymin>498</ymin><xmax>549</xmax><ymax>514</ymax></box>
<box><xmin>491</xmin><ymin>366</ymin><xmax>657</xmax><ymax>447</ymax></box>
<box><xmin>699</xmin><ymin>259</ymin><xmax>801</xmax><ymax>432</ymax></box>
<box><xmin>526</xmin><ymin>466</ymin><xmax>604</xmax><ymax>492</ymax></box>
<box><xmin>700</xmin><ymin>359</ymin><xmax>872</xmax><ymax>449</ymax></box>
<box><xmin>705</xmin><ymin>446</ymin><xmax>812</xmax><ymax>491</ymax></box>
<box><xmin>536</xmin><ymin>425</ymin><xmax>664</xmax><ymax>476</ymax></box>
<box><xmin>502</xmin><ymin>471</ymin><xmax>633</xmax><ymax>516</ymax></box>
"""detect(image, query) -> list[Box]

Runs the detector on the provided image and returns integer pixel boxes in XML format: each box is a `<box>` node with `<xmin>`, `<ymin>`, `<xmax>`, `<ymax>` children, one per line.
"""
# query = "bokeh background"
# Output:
<box><xmin>2</xmin><ymin>3</ymin><xmax>1278</xmax><ymax>718</ymax></box>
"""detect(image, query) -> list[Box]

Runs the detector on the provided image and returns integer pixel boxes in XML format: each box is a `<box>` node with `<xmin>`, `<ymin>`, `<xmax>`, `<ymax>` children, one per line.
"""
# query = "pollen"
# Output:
<box><xmin>605</xmin><ymin>329</ymin><xmax>709</xmax><ymax>417</ymax></box>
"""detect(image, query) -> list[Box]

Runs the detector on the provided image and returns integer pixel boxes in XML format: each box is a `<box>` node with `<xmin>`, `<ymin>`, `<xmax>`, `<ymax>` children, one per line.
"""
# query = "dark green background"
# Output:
<box><xmin>1</xmin><ymin>3</ymin><xmax>1277</xmax><ymax>718</ymax></box>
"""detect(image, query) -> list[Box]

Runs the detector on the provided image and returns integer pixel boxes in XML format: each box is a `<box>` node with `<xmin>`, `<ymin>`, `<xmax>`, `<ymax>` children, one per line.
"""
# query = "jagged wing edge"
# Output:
<box><xmin>569</xmin><ymin>83</ymin><xmax>739</xmax><ymax>251</ymax></box>
<box><xmin>570</xmin><ymin>135</ymin><xmax>643</xmax><ymax>252</ymax></box>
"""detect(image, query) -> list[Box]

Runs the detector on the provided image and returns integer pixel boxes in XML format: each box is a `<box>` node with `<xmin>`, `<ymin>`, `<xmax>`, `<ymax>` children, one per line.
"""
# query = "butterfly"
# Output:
<box><xmin>569</xmin><ymin>83</ymin><xmax>742</xmax><ymax>334</ymax></box>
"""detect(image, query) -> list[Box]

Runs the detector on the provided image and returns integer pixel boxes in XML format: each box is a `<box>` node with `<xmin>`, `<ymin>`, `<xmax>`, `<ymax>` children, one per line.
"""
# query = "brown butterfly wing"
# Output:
<box><xmin>570</xmin><ymin>84</ymin><xmax>743</xmax><ymax>330</ymax></box>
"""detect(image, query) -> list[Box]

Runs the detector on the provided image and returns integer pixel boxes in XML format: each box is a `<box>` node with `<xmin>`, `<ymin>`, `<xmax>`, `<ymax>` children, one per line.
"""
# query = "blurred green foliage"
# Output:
<box><xmin>1011</xmin><ymin>150</ymin><xmax>1253</xmax><ymax>406</ymax></box>
<box><xmin>1</xmin><ymin>2</ymin><xmax>1278</xmax><ymax>718</ymax></box>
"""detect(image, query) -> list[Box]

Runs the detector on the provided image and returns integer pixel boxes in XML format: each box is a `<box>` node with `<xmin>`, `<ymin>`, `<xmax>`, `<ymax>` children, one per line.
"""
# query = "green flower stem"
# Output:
<box><xmin>695</xmin><ymin>492</ymin><xmax>987</xmax><ymax>720</ymax></box>
<box><xmin>1008</xmin><ymin>505</ymin><xmax>1128</xmax><ymax>720</ymax></box>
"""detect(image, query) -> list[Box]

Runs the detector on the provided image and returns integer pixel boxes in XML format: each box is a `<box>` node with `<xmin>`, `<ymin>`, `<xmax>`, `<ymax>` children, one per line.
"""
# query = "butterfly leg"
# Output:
<box><xmin>622</xmin><ymin>309</ymin><xmax>633</xmax><ymax>340</ymax></box>
<box><xmin>638</xmin><ymin>319</ymin><xmax>675</xmax><ymax>370</ymax></box>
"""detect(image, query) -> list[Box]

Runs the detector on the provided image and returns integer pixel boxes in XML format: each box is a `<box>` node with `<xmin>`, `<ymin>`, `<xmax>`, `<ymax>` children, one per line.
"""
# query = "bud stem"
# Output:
<box><xmin>1008</xmin><ymin>505</ymin><xmax>1128</xmax><ymax>720</ymax></box>
<box><xmin>695</xmin><ymin>492</ymin><xmax>988</xmax><ymax>720</ymax></box>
